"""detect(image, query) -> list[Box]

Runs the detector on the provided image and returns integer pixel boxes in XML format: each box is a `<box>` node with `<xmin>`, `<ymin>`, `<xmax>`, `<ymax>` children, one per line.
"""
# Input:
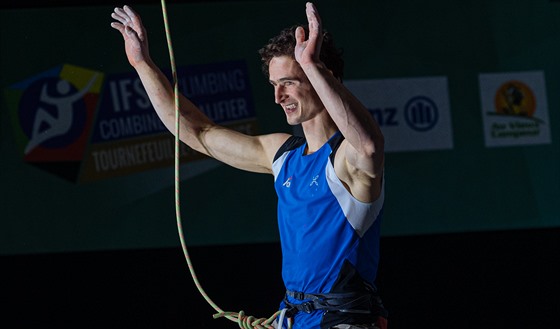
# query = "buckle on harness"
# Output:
<box><xmin>300</xmin><ymin>302</ymin><xmax>314</xmax><ymax>313</ymax></box>
<box><xmin>292</xmin><ymin>291</ymin><xmax>305</xmax><ymax>300</ymax></box>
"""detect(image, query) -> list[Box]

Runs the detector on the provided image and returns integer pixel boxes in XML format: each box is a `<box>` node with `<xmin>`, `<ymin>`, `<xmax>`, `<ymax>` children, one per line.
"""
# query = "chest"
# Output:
<box><xmin>275</xmin><ymin>146</ymin><xmax>334</xmax><ymax>200</ymax></box>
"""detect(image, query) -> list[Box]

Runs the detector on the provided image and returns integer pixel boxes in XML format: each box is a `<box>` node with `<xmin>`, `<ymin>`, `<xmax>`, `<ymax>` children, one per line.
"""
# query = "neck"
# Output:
<box><xmin>301</xmin><ymin>117</ymin><xmax>338</xmax><ymax>154</ymax></box>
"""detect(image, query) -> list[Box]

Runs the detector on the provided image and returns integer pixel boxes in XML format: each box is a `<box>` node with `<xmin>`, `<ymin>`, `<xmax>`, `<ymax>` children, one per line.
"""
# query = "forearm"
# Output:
<box><xmin>301</xmin><ymin>62</ymin><xmax>384</xmax><ymax>158</ymax></box>
<box><xmin>133</xmin><ymin>60</ymin><xmax>215</xmax><ymax>155</ymax></box>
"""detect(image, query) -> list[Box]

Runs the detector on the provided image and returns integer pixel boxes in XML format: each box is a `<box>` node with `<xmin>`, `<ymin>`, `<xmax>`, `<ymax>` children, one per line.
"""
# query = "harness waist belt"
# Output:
<box><xmin>283</xmin><ymin>289</ymin><xmax>381</xmax><ymax>317</ymax></box>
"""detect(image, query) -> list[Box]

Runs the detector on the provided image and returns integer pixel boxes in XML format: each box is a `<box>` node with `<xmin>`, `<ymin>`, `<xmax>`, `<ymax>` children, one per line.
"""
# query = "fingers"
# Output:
<box><xmin>111</xmin><ymin>7</ymin><xmax>130</xmax><ymax>25</ymax></box>
<box><xmin>123</xmin><ymin>5</ymin><xmax>137</xmax><ymax>16</ymax></box>
<box><xmin>110</xmin><ymin>8</ymin><xmax>130</xmax><ymax>36</ymax></box>
<box><xmin>305</xmin><ymin>2</ymin><xmax>322</xmax><ymax>37</ymax></box>
<box><xmin>111</xmin><ymin>6</ymin><xmax>142</xmax><ymax>27</ymax></box>
<box><xmin>110</xmin><ymin>21</ymin><xmax>124</xmax><ymax>33</ymax></box>
<box><xmin>301</xmin><ymin>2</ymin><xmax>322</xmax><ymax>62</ymax></box>
<box><xmin>123</xmin><ymin>5</ymin><xmax>143</xmax><ymax>27</ymax></box>
<box><xmin>295</xmin><ymin>26</ymin><xmax>306</xmax><ymax>45</ymax></box>
<box><xmin>111</xmin><ymin>5</ymin><xmax>144</xmax><ymax>41</ymax></box>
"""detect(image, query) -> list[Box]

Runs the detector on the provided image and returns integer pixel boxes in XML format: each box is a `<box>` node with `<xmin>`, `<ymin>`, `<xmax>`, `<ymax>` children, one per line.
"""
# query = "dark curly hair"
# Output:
<box><xmin>258</xmin><ymin>25</ymin><xmax>344</xmax><ymax>81</ymax></box>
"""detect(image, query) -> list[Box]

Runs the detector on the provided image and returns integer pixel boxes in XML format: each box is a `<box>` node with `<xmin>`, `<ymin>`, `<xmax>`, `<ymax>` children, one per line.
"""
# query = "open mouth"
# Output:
<box><xmin>284</xmin><ymin>103</ymin><xmax>297</xmax><ymax>113</ymax></box>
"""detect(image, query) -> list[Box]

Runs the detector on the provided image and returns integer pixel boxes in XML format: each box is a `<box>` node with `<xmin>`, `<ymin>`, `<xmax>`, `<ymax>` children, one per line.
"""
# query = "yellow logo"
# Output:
<box><xmin>494</xmin><ymin>80</ymin><xmax>536</xmax><ymax>117</ymax></box>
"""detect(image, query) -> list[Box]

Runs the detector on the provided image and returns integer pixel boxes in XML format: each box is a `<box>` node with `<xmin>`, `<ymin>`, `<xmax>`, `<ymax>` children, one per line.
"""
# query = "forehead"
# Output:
<box><xmin>268</xmin><ymin>56</ymin><xmax>304</xmax><ymax>81</ymax></box>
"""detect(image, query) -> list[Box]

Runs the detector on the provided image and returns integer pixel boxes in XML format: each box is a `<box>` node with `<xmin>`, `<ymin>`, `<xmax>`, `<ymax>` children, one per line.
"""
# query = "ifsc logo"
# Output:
<box><xmin>404</xmin><ymin>96</ymin><xmax>439</xmax><ymax>132</ymax></box>
<box><xmin>5</xmin><ymin>64</ymin><xmax>103</xmax><ymax>182</ymax></box>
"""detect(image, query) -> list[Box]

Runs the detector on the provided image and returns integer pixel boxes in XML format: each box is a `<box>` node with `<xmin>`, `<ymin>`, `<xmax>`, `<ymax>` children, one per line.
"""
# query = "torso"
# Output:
<box><xmin>272</xmin><ymin>132</ymin><xmax>385</xmax><ymax>329</ymax></box>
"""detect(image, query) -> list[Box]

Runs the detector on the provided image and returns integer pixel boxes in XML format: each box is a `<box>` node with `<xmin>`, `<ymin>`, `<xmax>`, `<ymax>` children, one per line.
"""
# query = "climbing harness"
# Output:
<box><xmin>284</xmin><ymin>290</ymin><xmax>375</xmax><ymax>317</ymax></box>
<box><xmin>283</xmin><ymin>289</ymin><xmax>388</xmax><ymax>315</ymax></box>
<box><xmin>159</xmin><ymin>1</ymin><xmax>291</xmax><ymax>328</ymax></box>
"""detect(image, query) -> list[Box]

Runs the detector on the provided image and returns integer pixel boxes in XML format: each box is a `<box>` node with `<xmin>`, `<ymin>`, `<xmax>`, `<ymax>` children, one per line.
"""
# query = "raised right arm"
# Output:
<box><xmin>111</xmin><ymin>6</ymin><xmax>288</xmax><ymax>174</ymax></box>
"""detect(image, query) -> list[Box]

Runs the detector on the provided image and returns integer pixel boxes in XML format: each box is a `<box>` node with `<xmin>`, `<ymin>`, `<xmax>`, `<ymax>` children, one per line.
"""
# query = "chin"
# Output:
<box><xmin>284</xmin><ymin>114</ymin><xmax>297</xmax><ymax>126</ymax></box>
<box><xmin>286</xmin><ymin>117</ymin><xmax>301</xmax><ymax>126</ymax></box>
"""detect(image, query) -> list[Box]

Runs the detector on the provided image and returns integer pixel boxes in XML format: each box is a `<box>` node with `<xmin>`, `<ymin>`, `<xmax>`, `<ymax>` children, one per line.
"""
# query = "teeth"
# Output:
<box><xmin>286</xmin><ymin>104</ymin><xmax>296</xmax><ymax>110</ymax></box>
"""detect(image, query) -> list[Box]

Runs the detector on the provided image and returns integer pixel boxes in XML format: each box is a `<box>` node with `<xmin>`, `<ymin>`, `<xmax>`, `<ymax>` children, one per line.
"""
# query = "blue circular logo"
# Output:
<box><xmin>404</xmin><ymin>96</ymin><xmax>438</xmax><ymax>132</ymax></box>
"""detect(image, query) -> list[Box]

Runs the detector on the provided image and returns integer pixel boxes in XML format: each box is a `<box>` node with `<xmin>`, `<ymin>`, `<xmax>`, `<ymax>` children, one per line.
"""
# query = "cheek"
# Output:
<box><xmin>294</xmin><ymin>86</ymin><xmax>312</xmax><ymax>99</ymax></box>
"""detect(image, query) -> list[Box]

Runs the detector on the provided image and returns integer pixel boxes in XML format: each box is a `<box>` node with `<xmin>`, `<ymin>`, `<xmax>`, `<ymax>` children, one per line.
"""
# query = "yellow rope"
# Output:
<box><xmin>159</xmin><ymin>1</ymin><xmax>291</xmax><ymax>328</ymax></box>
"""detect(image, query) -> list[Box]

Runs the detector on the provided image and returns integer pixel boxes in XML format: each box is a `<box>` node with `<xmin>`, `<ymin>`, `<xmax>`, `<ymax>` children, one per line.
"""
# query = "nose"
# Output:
<box><xmin>274</xmin><ymin>85</ymin><xmax>286</xmax><ymax>104</ymax></box>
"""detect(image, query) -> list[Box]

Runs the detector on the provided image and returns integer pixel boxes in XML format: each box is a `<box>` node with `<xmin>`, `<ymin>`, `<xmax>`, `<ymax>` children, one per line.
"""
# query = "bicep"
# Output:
<box><xmin>200</xmin><ymin>127</ymin><xmax>289</xmax><ymax>174</ymax></box>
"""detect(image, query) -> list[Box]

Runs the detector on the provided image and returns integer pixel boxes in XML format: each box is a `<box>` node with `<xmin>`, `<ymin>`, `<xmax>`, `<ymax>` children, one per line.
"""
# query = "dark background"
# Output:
<box><xmin>4</xmin><ymin>228</ymin><xmax>560</xmax><ymax>328</ymax></box>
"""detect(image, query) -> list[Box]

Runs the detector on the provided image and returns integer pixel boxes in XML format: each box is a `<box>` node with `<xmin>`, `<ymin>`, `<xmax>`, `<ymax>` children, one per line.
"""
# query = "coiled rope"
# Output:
<box><xmin>159</xmin><ymin>1</ymin><xmax>291</xmax><ymax>328</ymax></box>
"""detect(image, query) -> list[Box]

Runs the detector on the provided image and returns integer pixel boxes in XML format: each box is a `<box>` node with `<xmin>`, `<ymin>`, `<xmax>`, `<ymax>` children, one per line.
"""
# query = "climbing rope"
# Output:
<box><xmin>159</xmin><ymin>1</ymin><xmax>291</xmax><ymax>328</ymax></box>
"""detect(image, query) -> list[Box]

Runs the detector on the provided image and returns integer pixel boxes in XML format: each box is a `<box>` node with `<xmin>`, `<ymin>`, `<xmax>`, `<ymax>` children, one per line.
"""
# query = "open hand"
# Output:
<box><xmin>110</xmin><ymin>5</ymin><xmax>150</xmax><ymax>67</ymax></box>
<box><xmin>294</xmin><ymin>2</ymin><xmax>323</xmax><ymax>66</ymax></box>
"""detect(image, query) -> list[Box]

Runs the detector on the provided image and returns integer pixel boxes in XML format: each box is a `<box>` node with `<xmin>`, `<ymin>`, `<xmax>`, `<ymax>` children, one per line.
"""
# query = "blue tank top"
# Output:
<box><xmin>272</xmin><ymin>132</ymin><xmax>385</xmax><ymax>329</ymax></box>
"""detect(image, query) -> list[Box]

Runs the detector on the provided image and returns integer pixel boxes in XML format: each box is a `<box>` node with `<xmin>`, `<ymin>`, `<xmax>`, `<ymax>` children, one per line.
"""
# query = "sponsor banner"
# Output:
<box><xmin>178</xmin><ymin>60</ymin><xmax>256</xmax><ymax>124</ymax></box>
<box><xmin>478</xmin><ymin>71</ymin><xmax>551</xmax><ymax>147</ymax></box>
<box><xmin>6</xmin><ymin>60</ymin><xmax>257</xmax><ymax>183</ymax></box>
<box><xmin>345</xmin><ymin>77</ymin><xmax>453</xmax><ymax>152</ymax></box>
<box><xmin>92</xmin><ymin>71</ymin><xmax>167</xmax><ymax>143</ymax></box>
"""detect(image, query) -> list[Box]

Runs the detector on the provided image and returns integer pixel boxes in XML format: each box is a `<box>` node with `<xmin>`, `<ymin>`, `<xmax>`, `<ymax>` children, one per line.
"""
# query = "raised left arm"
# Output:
<box><xmin>296</xmin><ymin>3</ymin><xmax>384</xmax><ymax>200</ymax></box>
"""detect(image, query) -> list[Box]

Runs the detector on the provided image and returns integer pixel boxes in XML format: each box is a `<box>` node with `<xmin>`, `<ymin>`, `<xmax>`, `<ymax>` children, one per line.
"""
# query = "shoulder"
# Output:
<box><xmin>273</xmin><ymin>135</ymin><xmax>306</xmax><ymax>162</ymax></box>
<box><xmin>256</xmin><ymin>133</ymin><xmax>294</xmax><ymax>165</ymax></box>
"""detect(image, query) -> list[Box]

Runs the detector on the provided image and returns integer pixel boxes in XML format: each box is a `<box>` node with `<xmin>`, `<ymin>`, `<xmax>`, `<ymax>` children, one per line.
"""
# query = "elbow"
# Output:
<box><xmin>362</xmin><ymin>133</ymin><xmax>384</xmax><ymax>158</ymax></box>
<box><xmin>364</xmin><ymin>135</ymin><xmax>385</xmax><ymax>178</ymax></box>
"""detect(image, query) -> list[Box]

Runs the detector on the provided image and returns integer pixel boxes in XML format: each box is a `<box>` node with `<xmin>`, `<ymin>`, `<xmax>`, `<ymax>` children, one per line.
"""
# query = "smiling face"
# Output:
<box><xmin>268</xmin><ymin>56</ymin><xmax>323</xmax><ymax>125</ymax></box>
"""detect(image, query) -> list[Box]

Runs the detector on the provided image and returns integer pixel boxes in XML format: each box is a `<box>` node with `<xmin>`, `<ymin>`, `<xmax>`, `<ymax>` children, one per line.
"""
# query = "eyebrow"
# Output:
<box><xmin>269</xmin><ymin>77</ymin><xmax>301</xmax><ymax>85</ymax></box>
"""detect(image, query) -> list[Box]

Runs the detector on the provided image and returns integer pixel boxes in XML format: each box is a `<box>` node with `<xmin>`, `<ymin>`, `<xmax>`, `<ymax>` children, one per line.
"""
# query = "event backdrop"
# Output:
<box><xmin>1</xmin><ymin>0</ymin><xmax>559</xmax><ymax>255</ymax></box>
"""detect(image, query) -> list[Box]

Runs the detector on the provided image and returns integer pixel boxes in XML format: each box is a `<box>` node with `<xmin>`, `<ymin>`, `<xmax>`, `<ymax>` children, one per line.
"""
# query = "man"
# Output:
<box><xmin>111</xmin><ymin>2</ymin><xmax>387</xmax><ymax>328</ymax></box>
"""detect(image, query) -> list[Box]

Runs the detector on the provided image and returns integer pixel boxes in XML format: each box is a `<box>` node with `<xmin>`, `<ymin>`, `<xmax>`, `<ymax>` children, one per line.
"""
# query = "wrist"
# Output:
<box><xmin>132</xmin><ymin>57</ymin><xmax>155</xmax><ymax>71</ymax></box>
<box><xmin>299</xmin><ymin>60</ymin><xmax>331</xmax><ymax>78</ymax></box>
